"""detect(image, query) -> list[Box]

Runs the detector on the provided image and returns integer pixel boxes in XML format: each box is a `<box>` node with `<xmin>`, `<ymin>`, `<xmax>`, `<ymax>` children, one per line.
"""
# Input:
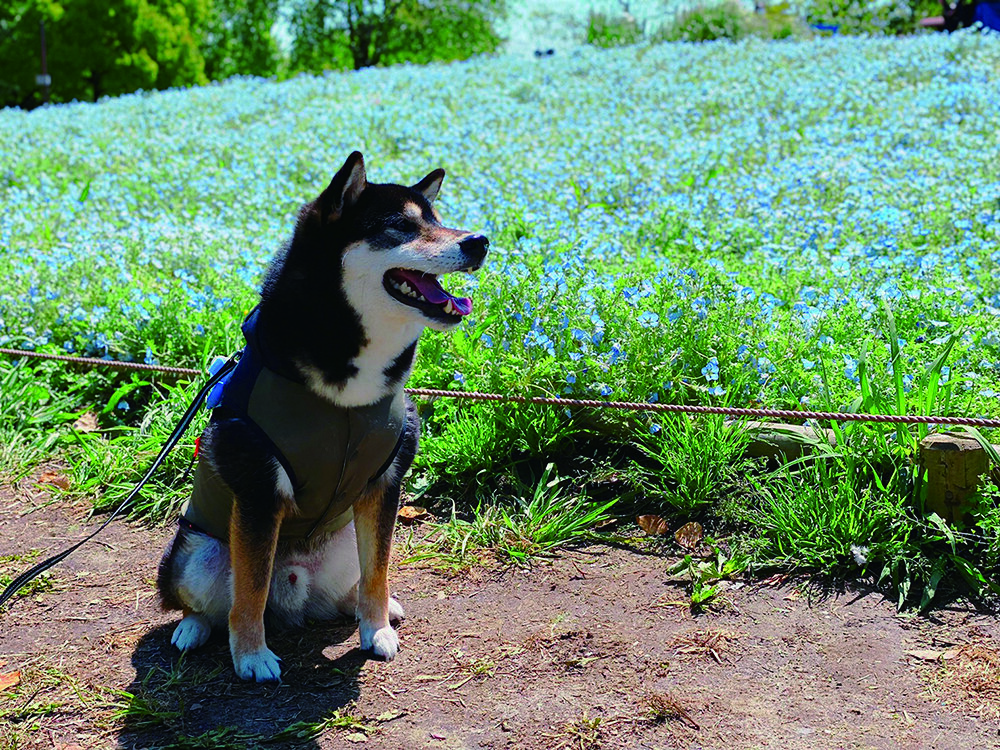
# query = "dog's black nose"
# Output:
<box><xmin>459</xmin><ymin>234</ymin><xmax>489</xmax><ymax>265</ymax></box>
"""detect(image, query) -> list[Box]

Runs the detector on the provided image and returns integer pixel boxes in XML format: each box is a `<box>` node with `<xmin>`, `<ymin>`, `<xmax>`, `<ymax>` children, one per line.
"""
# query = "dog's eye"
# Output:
<box><xmin>386</xmin><ymin>217</ymin><xmax>418</xmax><ymax>234</ymax></box>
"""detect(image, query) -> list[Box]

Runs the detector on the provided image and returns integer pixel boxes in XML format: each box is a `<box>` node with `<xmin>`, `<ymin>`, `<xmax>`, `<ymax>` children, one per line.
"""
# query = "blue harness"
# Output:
<box><xmin>180</xmin><ymin>308</ymin><xmax>406</xmax><ymax>543</ymax></box>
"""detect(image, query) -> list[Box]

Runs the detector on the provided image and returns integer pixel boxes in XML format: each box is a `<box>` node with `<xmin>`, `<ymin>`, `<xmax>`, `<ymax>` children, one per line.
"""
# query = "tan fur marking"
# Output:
<box><xmin>228</xmin><ymin>502</ymin><xmax>288</xmax><ymax>653</ymax></box>
<box><xmin>353</xmin><ymin>484</ymin><xmax>392</xmax><ymax>626</ymax></box>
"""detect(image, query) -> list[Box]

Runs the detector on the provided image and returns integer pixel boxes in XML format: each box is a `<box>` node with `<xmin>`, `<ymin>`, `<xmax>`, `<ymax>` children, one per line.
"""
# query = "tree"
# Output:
<box><xmin>201</xmin><ymin>0</ymin><xmax>280</xmax><ymax>80</ymax></box>
<box><xmin>0</xmin><ymin>0</ymin><xmax>209</xmax><ymax>107</ymax></box>
<box><xmin>288</xmin><ymin>0</ymin><xmax>505</xmax><ymax>74</ymax></box>
<box><xmin>0</xmin><ymin>0</ymin><xmax>61</xmax><ymax>108</ymax></box>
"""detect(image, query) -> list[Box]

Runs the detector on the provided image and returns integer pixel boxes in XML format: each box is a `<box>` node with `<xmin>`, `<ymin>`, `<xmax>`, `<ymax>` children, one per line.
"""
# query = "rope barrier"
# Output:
<box><xmin>3</xmin><ymin>347</ymin><xmax>999</xmax><ymax>429</ymax></box>
<box><xmin>0</xmin><ymin>348</ymin><xmax>201</xmax><ymax>377</ymax></box>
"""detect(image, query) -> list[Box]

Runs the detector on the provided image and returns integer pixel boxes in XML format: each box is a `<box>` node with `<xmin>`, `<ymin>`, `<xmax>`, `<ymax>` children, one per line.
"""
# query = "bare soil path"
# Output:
<box><xmin>2</xmin><ymin>473</ymin><xmax>998</xmax><ymax>750</ymax></box>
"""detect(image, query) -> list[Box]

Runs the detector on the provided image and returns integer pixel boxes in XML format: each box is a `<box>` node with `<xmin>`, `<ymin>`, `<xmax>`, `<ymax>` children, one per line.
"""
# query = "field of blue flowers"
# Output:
<box><xmin>2</xmin><ymin>32</ymin><xmax>999</xmax><ymax>602</ymax></box>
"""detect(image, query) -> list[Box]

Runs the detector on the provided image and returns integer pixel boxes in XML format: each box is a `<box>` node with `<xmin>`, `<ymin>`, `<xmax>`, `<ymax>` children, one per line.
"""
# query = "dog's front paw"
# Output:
<box><xmin>171</xmin><ymin>614</ymin><xmax>211</xmax><ymax>651</ymax></box>
<box><xmin>231</xmin><ymin>645</ymin><xmax>283</xmax><ymax>682</ymax></box>
<box><xmin>360</xmin><ymin>622</ymin><xmax>399</xmax><ymax>661</ymax></box>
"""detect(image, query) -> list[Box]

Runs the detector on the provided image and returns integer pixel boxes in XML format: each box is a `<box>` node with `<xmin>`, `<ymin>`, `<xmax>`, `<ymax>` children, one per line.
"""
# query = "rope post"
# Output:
<box><xmin>919</xmin><ymin>433</ymin><xmax>995</xmax><ymax>524</ymax></box>
<box><xmin>744</xmin><ymin>421</ymin><xmax>837</xmax><ymax>462</ymax></box>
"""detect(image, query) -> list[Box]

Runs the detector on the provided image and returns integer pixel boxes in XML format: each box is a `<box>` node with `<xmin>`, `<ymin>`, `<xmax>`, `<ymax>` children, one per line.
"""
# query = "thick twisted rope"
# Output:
<box><xmin>3</xmin><ymin>347</ymin><xmax>999</xmax><ymax>428</ymax></box>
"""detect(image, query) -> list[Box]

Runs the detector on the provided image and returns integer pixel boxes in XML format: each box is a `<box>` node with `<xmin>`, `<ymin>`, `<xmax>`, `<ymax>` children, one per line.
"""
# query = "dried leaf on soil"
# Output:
<box><xmin>397</xmin><ymin>505</ymin><xmax>430</xmax><ymax>524</ymax></box>
<box><xmin>0</xmin><ymin>670</ymin><xmax>21</xmax><ymax>692</ymax></box>
<box><xmin>904</xmin><ymin>648</ymin><xmax>961</xmax><ymax>661</ymax></box>
<box><xmin>674</xmin><ymin>521</ymin><xmax>704</xmax><ymax>549</ymax></box>
<box><xmin>73</xmin><ymin>412</ymin><xmax>99</xmax><ymax>432</ymax></box>
<box><xmin>637</xmin><ymin>514</ymin><xmax>668</xmax><ymax>536</ymax></box>
<box><xmin>37</xmin><ymin>470</ymin><xmax>71</xmax><ymax>490</ymax></box>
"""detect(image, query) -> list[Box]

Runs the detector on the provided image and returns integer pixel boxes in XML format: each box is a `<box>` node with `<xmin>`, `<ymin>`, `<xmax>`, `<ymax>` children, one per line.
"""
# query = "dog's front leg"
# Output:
<box><xmin>229</xmin><ymin>495</ymin><xmax>288</xmax><ymax>682</ymax></box>
<box><xmin>354</xmin><ymin>478</ymin><xmax>402</xmax><ymax>660</ymax></box>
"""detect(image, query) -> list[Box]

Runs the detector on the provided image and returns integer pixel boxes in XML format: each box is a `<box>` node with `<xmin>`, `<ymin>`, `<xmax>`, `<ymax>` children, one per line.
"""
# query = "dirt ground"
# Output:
<box><xmin>2</xmin><ymin>473</ymin><xmax>999</xmax><ymax>750</ymax></box>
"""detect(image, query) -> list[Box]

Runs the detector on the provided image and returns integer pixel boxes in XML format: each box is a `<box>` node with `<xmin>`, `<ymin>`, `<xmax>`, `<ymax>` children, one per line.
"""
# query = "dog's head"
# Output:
<box><xmin>307</xmin><ymin>152</ymin><xmax>488</xmax><ymax>333</ymax></box>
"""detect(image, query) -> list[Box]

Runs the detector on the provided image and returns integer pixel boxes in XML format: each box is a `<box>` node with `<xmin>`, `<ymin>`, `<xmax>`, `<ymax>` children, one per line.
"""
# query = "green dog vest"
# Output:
<box><xmin>180</xmin><ymin>309</ymin><xmax>406</xmax><ymax>543</ymax></box>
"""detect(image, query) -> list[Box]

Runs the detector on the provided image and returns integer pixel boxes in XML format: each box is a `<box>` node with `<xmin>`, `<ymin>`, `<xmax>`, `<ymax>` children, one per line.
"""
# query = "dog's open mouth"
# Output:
<box><xmin>383</xmin><ymin>269</ymin><xmax>473</xmax><ymax>319</ymax></box>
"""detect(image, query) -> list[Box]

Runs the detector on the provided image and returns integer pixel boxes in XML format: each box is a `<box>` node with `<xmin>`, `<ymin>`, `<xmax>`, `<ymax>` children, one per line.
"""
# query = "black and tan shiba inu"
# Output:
<box><xmin>156</xmin><ymin>152</ymin><xmax>488</xmax><ymax>682</ymax></box>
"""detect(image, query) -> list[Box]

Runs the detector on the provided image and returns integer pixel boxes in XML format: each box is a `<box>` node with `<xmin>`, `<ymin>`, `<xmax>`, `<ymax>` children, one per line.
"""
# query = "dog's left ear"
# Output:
<box><xmin>319</xmin><ymin>151</ymin><xmax>367</xmax><ymax>222</ymax></box>
<box><xmin>412</xmin><ymin>169</ymin><xmax>445</xmax><ymax>204</ymax></box>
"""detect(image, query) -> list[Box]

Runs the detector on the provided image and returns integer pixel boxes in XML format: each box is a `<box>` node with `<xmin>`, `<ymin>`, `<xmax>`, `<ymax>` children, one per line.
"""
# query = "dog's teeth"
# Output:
<box><xmin>409</xmin><ymin>290</ymin><xmax>419</xmax><ymax>298</ymax></box>
<box><xmin>444</xmin><ymin>300</ymin><xmax>454</xmax><ymax>315</ymax></box>
<box><xmin>399</xmin><ymin>282</ymin><xmax>412</xmax><ymax>295</ymax></box>
<box><xmin>418</xmin><ymin>294</ymin><xmax>427</xmax><ymax>302</ymax></box>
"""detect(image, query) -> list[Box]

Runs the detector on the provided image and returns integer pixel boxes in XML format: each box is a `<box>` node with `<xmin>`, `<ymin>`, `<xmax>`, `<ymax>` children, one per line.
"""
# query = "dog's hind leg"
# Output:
<box><xmin>171</xmin><ymin>610</ymin><xmax>213</xmax><ymax>651</ymax></box>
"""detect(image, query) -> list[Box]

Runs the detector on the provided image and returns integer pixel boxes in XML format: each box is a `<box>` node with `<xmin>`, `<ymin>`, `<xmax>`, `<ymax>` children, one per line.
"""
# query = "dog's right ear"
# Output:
<box><xmin>318</xmin><ymin>152</ymin><xmax>367</xmax><ymax>222</ymax></box>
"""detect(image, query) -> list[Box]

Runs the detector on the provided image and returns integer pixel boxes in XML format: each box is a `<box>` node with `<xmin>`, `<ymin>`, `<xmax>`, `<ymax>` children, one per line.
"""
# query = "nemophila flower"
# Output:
<box><xmin>701</xmin><ymin>357</ymin><xmax>720</xmax><ymax>382</ymax></box>
<box><xmin>844</xmin><ymin>356</ymin><xmax>860</xmax><ymax>383</ymax></box>
<box><xmin>801</xmin><ymin>359</ymin><xmax>816</xmax><ymax>370</ymax></box>
<box><xmin>638</xmin><ymin>311</ymin><xmax>659</xmax><ymax>328</ymax></box>
<box><xmin>649</xmin><ymin>423</ymin><xmax>661</xmax><ymax>435</ymax></box>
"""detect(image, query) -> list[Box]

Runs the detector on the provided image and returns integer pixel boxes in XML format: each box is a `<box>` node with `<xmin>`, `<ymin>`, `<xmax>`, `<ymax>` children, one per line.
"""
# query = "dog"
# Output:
<box><xmin>156</xmin><ymin>152</ymin><xmax>488</xmax><ymax>682</ymax></box>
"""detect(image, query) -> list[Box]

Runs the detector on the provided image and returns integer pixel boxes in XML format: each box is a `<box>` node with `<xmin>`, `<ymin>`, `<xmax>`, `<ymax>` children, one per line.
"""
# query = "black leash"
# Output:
<box><xmin>0</xmin><ymin>353</ymin><xmax>240</xmax><ymax>612</ymax></box>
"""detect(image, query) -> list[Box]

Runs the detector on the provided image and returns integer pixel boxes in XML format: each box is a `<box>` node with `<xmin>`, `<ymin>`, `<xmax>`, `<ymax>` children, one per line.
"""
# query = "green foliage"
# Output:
<box><xmin>628</xmin><ymin>414</ymin><xmax>755</xmax><ymax>516</ymax></box>
<box><xmin>2</xmin><ymin>0</ymin><xmax>503</xmax><ymax>106</ymax></box>
<box><xmin>657</xmin><ymin>1</ymin><xmax>811</xmax><ymax>43</ymax></box>
<box><xmin>288</xmin><ymin>0</ymin><xmax>505</xmax><ymax>73</ymax></box>
<box><xmin>586</xmin><ymin>10</ymin><xmax>644</xmax><ymax>48</ymax></box>
<box><xmin>659</xmin><ymin>1</ymin><xmax>756</xmax><ymax>42</ymax></box>
<box><xmin>0</xmin><ymin>360</ymin><xmax>92</xmax><ymax>477</ymax></box>
<box><xmin>200</xmin><ymin>0</ymin><xmax>280</xmax><ymax>79</ymax></box>
<box><xmin>411</xmin><ymin>463</ymin><xmax>617</xmax><ymax>567</ymax></box>
<box><xmin>667</xmin><ymin>543</ymin><xmax>749</xmax><ymax>609</ymax></box>
<box><xmin>0</xmin><ymin>0</ymin><xmax>209</xmax><ymax>106</ymax></box>
<box><xmin>800</xmin><ymin>0</ymin><xmax>929</xmax><ymax>35</ymax></box>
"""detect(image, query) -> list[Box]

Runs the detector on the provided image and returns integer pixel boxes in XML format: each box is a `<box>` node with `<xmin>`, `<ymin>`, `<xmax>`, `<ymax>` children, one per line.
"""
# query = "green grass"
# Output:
<box><xmin>407</xmin><ymin>463</ymin><xmax>617</xmax><ymax>567</ymax></box>
<box><xmin>0</xmin><ymin>551</ymin><xmax>55</xmax><ymax>599</ymax></box>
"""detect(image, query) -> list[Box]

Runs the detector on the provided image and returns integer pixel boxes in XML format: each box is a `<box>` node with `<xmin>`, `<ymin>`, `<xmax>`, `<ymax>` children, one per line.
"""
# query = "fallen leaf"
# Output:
<box><xmin>397</xmin><ymin>505</ymin><xmax>429</xmax><ymax>524</ymax></box>
<box><xmin>37</xmin><ymin>470</ymin><xmax>71</xmax><ymax>490</ymax></box>
<box><xmin>430</xmin><ymin>733</ymin><xmax>447</xmax><ymax>740</ymax></box>
<box><xmin>674</xmin><ymin>521</ymin><xmax>704</xmax><ymax>549</ymax></box>
<box><xmin>375</xmin><ymin>710</ymin><xmax>405</xmax><ymax>723</ymax></box>
<box><xmin>73</xmin><ymin>412</ymin><xmax>99</xmax><ymax>432</ymax></box>
<box><xmin>344</xmin><ymin>732</ymin><xmax>367</xmax><ymax>743</ymax></box>
<box><xmin>0</xmin><ymin>670</ymin><xmax>21</xmax><ymax>692</ymax></box>
<box><xmin>903</xmin><ymin>649</ymin><xmax>961</xmax><ymax>661</ymax></box>
<box><xmin>637</xmin><ymin>514</ymin><xmax>669</xmax><ymax>536</ymax></box>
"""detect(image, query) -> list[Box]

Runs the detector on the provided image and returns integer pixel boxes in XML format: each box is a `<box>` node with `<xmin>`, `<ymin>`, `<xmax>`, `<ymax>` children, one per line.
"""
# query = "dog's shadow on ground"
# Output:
<box><xmin>118</xmin><ymin>618</ymin><xmax>372</xmax><ymax>748</ymax></box>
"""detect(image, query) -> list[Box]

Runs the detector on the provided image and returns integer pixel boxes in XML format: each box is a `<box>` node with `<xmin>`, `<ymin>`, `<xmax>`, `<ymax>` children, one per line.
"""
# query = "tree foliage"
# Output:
<box><xmin>1</xmin><ymin>0</ymin><xmax>505</xmax><ymax>108</ymax></box>
<box><xmin>201</xmin><ymin>0</ymin><xmax>280</xmax><ymax>80</ymax></box>
<box><xmin>0</xmin><ymin>0</ymin><xmax>208</xmax><ymax>107</ymax></box>
<box><xmin>288</xmin><ymin>0</ymin><xmax>505</xmax><ymax>73</ymax></box>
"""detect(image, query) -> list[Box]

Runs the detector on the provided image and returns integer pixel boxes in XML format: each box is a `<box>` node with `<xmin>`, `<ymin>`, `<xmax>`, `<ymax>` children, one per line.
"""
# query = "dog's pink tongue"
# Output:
<box><xmin>400</xmin><ymin>271</ymin><xmax>473</xmax><ymax>316</ymax></box>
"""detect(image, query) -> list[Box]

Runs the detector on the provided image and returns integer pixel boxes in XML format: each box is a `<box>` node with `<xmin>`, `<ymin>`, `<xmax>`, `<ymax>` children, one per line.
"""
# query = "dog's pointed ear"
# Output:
<box><xmin>412</xmin><ymin>168</ymin><xmax>445</xmax><ymax>204</ymax></box>
<box><xmin>319</xmin><ymin>152</ymin><xmax>367</xmax><ymax>221</ymax></box>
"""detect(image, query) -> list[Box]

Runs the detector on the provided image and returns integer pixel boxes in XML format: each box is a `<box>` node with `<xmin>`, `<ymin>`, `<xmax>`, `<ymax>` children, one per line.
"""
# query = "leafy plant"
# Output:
<box><xmin>627</xmin><ymin>412</ymin><xmax>755</xmax><ymax>516</ymax></box>
<box><xmin>667</xmin><ymin>543</ymin><xmax>749</xmax><ymax>609</ymax></box>
<box><xmin>412</xmin><ymin>463</ymin><xmax>616</xmax><ymax>566</ymax></box>
<box><xmin>586</xmin><ymin>10</ymin><xmax>644</xmax><ymax>48</ymax></box>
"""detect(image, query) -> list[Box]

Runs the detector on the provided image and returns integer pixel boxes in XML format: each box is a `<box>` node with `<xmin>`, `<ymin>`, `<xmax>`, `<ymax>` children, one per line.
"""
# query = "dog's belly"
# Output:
<box><xmin>175</xmin><ymin>521</ymin><xmax>361</xmax><ymax>627</ymax></box>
